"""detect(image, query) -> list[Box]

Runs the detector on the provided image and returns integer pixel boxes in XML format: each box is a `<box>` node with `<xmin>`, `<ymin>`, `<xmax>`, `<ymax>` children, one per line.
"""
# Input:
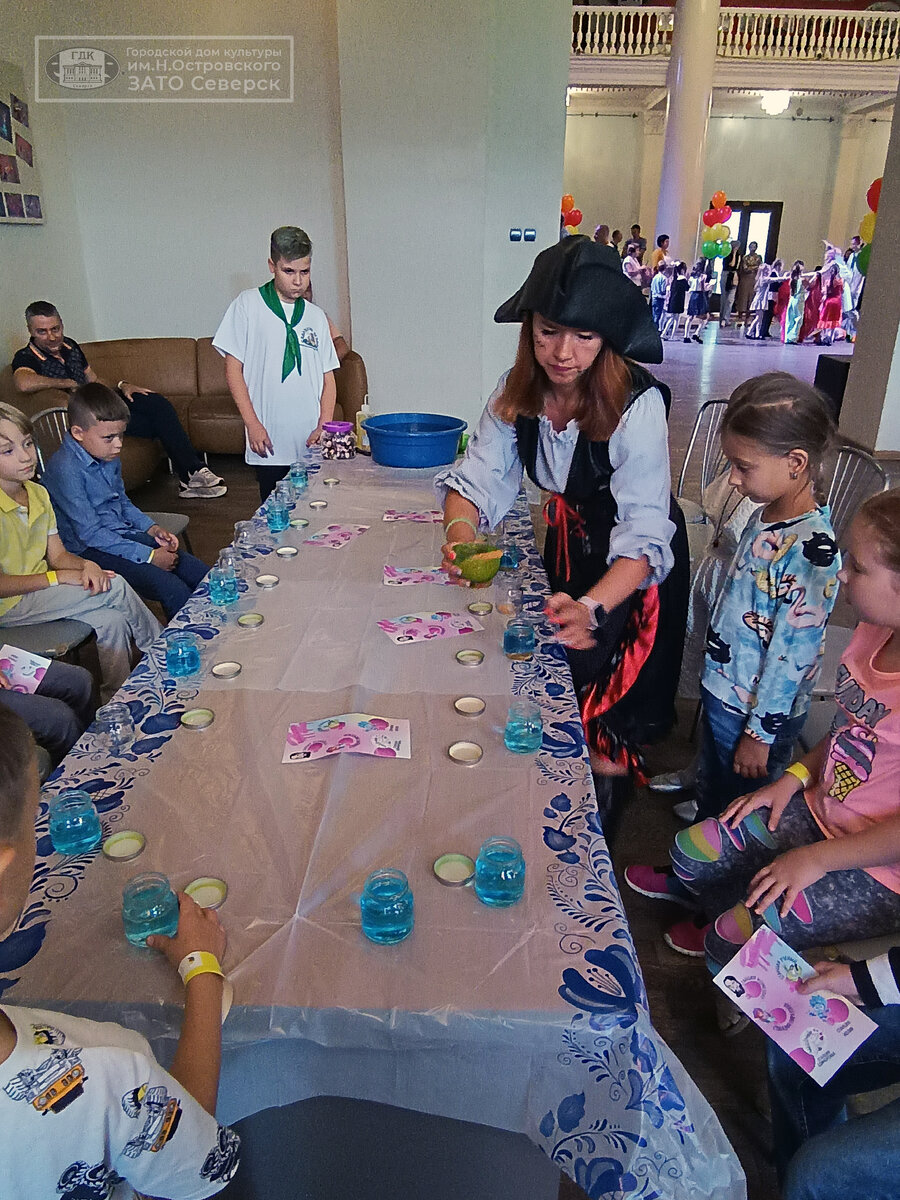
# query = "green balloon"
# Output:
<box><xmin>858</xmin><ymin>242</ymin><xmax>872</xmax><ymax>276</ymax></box>
<box><xmin>716</xmin><ymin>242</ymin><xmax>730</xmax><ymax>257</ymax></box>
<box><xmin>701</xmin><ymin>241</ymin><xmax>717</xmax><ymax>258</ymax></box>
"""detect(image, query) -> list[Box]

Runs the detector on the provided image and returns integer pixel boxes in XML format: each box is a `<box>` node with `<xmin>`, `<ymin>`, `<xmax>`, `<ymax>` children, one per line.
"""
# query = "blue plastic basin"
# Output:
<box><xmin>362</xmin><ymin>412</ymin><xmax>467</xmax><ymax>468</ymax></box>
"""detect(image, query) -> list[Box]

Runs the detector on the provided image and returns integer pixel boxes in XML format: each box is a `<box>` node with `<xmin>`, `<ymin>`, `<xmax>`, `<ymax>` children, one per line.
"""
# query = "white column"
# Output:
<box><xmin>842</xmin><ymin>93</ymin><xmax>900</xmax><ymax>452</ymax></box>
<box><xmin>654</xmin><ymin>0</ymin><xmax>720</xmax><ymax>263</ymax></box>
<box><xmin>638</xmin><ymin>110</ymin><xmax>666</xmax><ymax>242</ymax></box>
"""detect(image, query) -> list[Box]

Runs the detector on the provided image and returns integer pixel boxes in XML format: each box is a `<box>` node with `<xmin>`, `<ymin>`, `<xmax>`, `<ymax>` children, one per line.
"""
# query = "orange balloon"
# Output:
<box><xmin>711</xmin><ymin>189</ymin><xmax>727</xmax><ymax>209</ymax></box>
<box><xmin>561</xmin><ymin>194</ymin><xmax>574</xmax><ymax>213</ymax></box>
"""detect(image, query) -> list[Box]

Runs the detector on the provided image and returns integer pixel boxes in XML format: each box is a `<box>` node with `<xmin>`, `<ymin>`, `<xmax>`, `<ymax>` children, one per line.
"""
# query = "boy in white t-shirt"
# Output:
<box><xmin>213</xmin><ymin>226</ymin><xmax>340</xmax><ymax>501</ymax></box>
<box><xmin>0</xmin><ymin>708</ymin><xmax>240</xmax><ymax>1199</ymax></box>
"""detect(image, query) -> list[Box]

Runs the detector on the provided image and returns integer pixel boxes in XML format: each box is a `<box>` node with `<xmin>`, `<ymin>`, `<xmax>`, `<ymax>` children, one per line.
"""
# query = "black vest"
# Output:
<box><xmin>514</xmin><ymin>365</ymin><xmax>672</xmax><ymax>598</ymax></box>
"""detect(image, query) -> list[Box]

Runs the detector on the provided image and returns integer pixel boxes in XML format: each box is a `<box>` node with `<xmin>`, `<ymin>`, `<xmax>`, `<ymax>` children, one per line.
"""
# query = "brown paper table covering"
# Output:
<box><xmin>2</xmin><ymin>457</ymin><xmax>744</xmax><ymax>1198</ymax></box>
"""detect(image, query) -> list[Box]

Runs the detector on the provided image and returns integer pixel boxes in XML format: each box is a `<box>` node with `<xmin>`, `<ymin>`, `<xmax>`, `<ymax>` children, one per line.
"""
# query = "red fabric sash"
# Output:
<box><xmin>579</xmin><ymin>584</ymin><xmax>661</xmax><ymax>782</ymax></box>
<box><xmin>542</xmin><ymin>493</ymin><xmax>584</xmax><ymax>585</ymax></box>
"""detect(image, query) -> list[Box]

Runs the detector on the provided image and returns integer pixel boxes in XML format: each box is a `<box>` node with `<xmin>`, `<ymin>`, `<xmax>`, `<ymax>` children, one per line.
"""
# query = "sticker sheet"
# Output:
<box><xmin>376</xmin><ymin>611</ymin><xmax>483</xmax><ymax>643</ymax></box>
<box><xmin>382</xmin><ymin>509</ymin><xmax>443</xmax><ymax>523</ymax></box>
<box><xmin>714</xmin><ymin>927</ymin><xmax>877</xmax><ymax>1085</ymax></box>
<box><xmin>283</xmin><ymin>713</ymin><xmax>411</xmax><ymax>762</ymax></box>
<box><xmin>383</xmin><ymin>565</ymin><xmax>452</xmax><ymax>587</ymax></box>
<box><xmin>0</xmin><ymin>644</ymin><xmax>50</xmax><ymax>693</ymax></box>
<box><xmin>303</xmin><ymin>523</ymin><xmax>369</xmax><ymax>549</ymax></box>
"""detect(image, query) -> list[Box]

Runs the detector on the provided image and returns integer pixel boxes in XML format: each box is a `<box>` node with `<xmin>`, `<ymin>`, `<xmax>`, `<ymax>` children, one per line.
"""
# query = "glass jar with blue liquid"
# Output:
<box><xmin>504</xmin><ymin>699</ymin><xmax>543</xmax><ymax>754</ymax></box>
<box><xmin>474</xmin><ymin>836</ymin><xmax>525</xmax><ymax>907</ymax></box>
<box><xmin>208</xmin><ymin>565</ymin><xmax>238</xmax><ymax>606</ymax></box>
<box><xmin>360</xmin><ymin>868</ymin><xmax>414</xmax><ymax>944</ymax></box>
<box><xmin>165</xmin><ymin>630</ymin><xmax>201</xmax><ymax>677</ymax></box>
<box><xmin>503</xmin><ymin>620</ymin><xmax>535</xmax><ymax>661</ymax></box>
<box><xmin>290</xmin><ymin>461</ymin><xmax>309</xmax><ymax>491</ymax></box>
<box><xmin>121</xmin><ymin>873</ymin><xmax>180</xmax><ymax>946</ymax></box>
<box><xmin>266</xmin><ymin>495</ymin><xmax>290</xmax><ymax>533</ymax></box>
<box><xmin>48</xmin><ymin>789</ymin><xmax>102</xmax><ymax>856</ymax></box>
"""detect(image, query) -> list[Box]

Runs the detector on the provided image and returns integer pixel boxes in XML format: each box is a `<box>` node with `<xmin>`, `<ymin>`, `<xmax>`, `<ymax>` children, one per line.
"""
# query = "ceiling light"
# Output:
<box><xmin>760</xmin><ymin>90</ymin><xmax>791</xmax><ymax>115</ymax></box>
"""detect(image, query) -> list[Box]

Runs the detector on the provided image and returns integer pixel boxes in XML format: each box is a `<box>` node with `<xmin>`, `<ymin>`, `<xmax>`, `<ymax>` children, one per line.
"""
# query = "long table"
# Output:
<box><xmin>2</xmin><ymin>457</ymin><xmax>744</xmax><ymax>1199</ymax></box>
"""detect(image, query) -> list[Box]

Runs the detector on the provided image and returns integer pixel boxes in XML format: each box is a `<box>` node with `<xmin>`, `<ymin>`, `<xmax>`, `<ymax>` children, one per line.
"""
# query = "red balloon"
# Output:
<box><xmin>702</xmin><ymin>209</ymin><xmax>717</xmax><ymax>227</ymax></box>
<box><xmin>568</xmin><ymin>209</ymin><xmax>583</xmax><ymax>227</ymax></box>
<box><xmin>562</xmin><ymin>210</ymin><xmax>575</xmax><ymax>225</ymax></box>
<box><xmin>719</xmin><ymin>205</ymin><xmax>733</xmax><ymax>222</ymax></box>
<box><xmin>867</xmin><ymin>177</ymin><xmax>882</xmax><ymax>213</ymax></box>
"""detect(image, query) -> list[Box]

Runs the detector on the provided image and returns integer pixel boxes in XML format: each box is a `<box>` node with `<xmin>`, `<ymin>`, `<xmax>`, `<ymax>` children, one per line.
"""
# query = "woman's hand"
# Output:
<box><xmin>797</xmin><ymin>961</ymin><xmax>860</xmax><ymax>1001</ymax></box>
<box><xmin>722</xmin><ymin>773</ymin><xmax>798</xmax><ymax>832</ymax></box>
<box><xmin>545</xmin><ymin>593</ymin><xmax>594</xmax><ymax>650</ymax></box>
<box><xmin>744</xmin><ymin>844</ymin><xmax>827</xmax><ymax>917</ymax></box>
<box><xmin>440</xmin><ymin>540</ymin><xmax>470</xmax><ymax>586</ymax></box>
<box><xmin>732</xmin><ymin>732</ymin><xmax>770</xmax><ymax>779</ymax></box>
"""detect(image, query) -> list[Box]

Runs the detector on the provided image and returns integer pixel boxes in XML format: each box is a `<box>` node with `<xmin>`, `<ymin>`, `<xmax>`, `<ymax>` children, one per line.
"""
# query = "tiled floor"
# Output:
<box><xmin>133</xmin><ymin>331</ymin><xmax>858</xmax><ymax>1200</ymax></box>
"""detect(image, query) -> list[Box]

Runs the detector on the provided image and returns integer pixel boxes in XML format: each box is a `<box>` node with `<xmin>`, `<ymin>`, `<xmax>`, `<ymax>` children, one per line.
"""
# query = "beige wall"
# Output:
<box><xmin>337</xmin><ymin>0</ymin><xmax>569</xmax><ymax>429</ymax></box>
<box><xmin>3</xmin><ymin>0</ymin><xmax>567</xmax><ymax>433</ymax></box>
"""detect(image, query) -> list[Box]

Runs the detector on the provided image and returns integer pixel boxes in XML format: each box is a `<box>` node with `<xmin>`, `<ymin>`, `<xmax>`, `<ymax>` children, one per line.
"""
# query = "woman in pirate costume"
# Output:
<box><xmin>437</xmin><ymin>236</ymin><xmax>689</xmax><ymax>791</ymax></box>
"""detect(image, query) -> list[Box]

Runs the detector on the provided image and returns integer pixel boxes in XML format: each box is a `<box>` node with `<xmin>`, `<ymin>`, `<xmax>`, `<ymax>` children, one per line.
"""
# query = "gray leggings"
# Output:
<box><xmin>669</xmin><ymin>794</ymin><xmax>900</xmax><ymax>971</ymax></box>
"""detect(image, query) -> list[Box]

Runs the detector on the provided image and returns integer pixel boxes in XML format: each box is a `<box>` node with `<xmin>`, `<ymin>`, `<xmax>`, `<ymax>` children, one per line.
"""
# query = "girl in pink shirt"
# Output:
<box><xmin>665</xmin><ymin>488</ymin><xmax>900</xmax><ymax>972</ymax></box>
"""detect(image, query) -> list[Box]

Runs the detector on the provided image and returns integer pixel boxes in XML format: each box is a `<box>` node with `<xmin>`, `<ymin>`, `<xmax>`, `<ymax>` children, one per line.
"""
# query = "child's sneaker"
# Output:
<box><xmin>663</xmin><ymin>917</ymin><xmax>709</xmax><ymax>958</ymax></box>
<box><xmin>623</xmin><ymin>864</ymin><xmax>676</xmax><ymax>901</ymax></box>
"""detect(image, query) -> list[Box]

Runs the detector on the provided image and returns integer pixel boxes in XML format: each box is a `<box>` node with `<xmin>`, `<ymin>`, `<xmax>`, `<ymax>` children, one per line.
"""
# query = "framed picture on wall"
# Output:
<box><xmin>0</xmin><ymin>60</ymin><xmax>43</xmax><ymax>224</ymax></box>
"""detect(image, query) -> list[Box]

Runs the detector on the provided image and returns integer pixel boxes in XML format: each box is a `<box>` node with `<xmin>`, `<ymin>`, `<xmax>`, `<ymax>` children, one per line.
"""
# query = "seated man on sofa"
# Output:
<box><xmin>12</xmin><ymin>301</ymin><xmax>226</xmax><ymax>500</ymax></box>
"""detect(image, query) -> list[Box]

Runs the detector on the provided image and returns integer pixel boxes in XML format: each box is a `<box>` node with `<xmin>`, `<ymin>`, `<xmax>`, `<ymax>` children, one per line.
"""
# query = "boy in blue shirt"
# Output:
<box><xmin>0</xmin><ymin>707</ymin><xmax>240</xmax><ymax>1197</ymax></box>
<box><xmin>650</xmin><ymin>263</ymin><xmax>668</xmax><ymax>329</ymax></box>
<box><xmin>42</xmin><ymin>384</ymin><xmax>209</xmax><ymax>620</ymax></box>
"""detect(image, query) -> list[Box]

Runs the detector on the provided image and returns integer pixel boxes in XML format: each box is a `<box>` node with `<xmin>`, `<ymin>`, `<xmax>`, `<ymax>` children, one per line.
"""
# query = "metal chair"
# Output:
<box><xmin>824</xmin><ymin>443</ymin><xmax>888</xmax><ymax>544</ymax></box>
<box><xmin>676</xmin><ymin>398</ymin><xmax>730</xmax><ymax>506</ymax></box>
<box><xmin>30</xmin><ymin>406</ymin><xmax>193</xmax><ymax>552</ymax></box>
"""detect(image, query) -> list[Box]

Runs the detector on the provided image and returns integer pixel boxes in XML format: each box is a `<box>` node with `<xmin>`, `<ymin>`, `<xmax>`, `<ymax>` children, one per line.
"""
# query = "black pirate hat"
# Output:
<box><xmin>494</xmin><ymin>235</ymin><xmax>663</xmax><ymax>364</ymax></box>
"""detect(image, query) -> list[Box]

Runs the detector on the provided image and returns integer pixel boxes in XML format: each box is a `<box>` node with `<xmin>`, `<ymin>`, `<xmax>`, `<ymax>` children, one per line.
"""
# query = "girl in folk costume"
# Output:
<box><xmin>813</xmin><ymin>264</ymin><xmax>846</xmax><ymax>345</ymax></box>
<box><xmin>437</xmin><ymin>237</ymin><xmax>689</xmax><ymax>809</ymax></box>
<box><xmin>783</xmin><ymin>263</ymin><xmax>807</xmax><ymax>344</ymax></box>
<box><xmin>799</xmin><ymin>269</ymin><xmax>823</xmax><ymax>344</ymax></box>
<box><xmin>684</xmin><ymin>260</ymin><xmax>712</xmax><ymax>343</ymax></box>
<box><xmin>744</xmin><ymin>262</ymin><xmax>776</xmax><ymax>340</ymax></box>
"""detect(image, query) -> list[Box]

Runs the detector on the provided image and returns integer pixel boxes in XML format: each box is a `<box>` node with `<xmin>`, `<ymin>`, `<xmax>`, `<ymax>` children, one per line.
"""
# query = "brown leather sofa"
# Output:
<box><xmin>0</xmin><ymin>337</ymin><xmax>368</xmax><ymax>491</ymax></box>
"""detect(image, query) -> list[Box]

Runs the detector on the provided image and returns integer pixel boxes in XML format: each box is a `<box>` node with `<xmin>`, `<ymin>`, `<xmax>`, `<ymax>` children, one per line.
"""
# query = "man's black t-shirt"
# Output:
<box><xmin>11</xmin><ymin>338</ymin><xmax>89</xmax><ymax>384</ymax></box>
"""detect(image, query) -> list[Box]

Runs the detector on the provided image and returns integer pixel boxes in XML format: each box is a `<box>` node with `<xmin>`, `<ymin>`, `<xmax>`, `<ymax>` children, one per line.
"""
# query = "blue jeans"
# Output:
<box><xmin>0</xmin><ymin>659</ymin><xmax>95</xmax><ymax>762</ymax></box>
<box><xmin>695</xmin><ymin>686</ymin><xmax>805</xmax><ymax>820</ymax></box>
<box><xmin>123</xmin><ymin>390</ymin><xmax>203</xmax><ymax>483</ymax></box>
<box><xmin>651</xmin><ymin>296</ymin><xmax>665</xmax><ymax>327</ymax></box>
<box><xmin>86</xmin><ymin>533</ymin><xmax>208</xmax><ymax>620</ymax></box>
<box><xmin>767</xmin><ymin>1002</ymin><xmax>900</xmax><ymax>1196</ymax></box>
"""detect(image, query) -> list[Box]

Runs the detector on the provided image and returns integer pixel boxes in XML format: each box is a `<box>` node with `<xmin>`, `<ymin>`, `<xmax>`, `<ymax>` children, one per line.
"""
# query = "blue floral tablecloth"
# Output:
<box><xmin>1</xmin><ymin>458</ymin><xmax>744</xmax><ymax>1199</ymax></box>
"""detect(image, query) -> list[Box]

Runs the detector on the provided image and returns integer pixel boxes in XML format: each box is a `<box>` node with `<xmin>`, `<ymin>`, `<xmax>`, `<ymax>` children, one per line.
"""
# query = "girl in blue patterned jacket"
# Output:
<box><xmin>627</xmin><ymin>375</ymin><xmax>840</xmax><ymax>954</ymax></box>
<box><xmin>693</xmin><ymin>376</ymin><xmax>840</xmax><ymax>820</ymax></box>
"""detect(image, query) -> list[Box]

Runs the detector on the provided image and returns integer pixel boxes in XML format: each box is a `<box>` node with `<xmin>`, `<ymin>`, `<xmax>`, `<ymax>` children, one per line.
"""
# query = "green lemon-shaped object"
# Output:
<box><xmin>452</xmin><ymin>541</ymin><xmax>503</xmax><ymax>587</ymax></box>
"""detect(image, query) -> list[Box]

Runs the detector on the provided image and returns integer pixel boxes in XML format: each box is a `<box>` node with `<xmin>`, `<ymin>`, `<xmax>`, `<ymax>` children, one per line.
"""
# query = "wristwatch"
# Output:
<box><xmin>576</xmin><ymin>596</ymin><xmax>608</xmax><ymax>630</ymax></box>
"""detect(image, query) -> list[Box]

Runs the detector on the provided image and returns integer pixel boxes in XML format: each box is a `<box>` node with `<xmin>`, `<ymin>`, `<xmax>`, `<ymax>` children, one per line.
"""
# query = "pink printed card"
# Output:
<box><xmin>382</xmin><ymin>509</ymin><xmax>443</xmax><ymax>523</ymax></box>
<box><xmin>0</xmin><ymin>644</ymin><xmax>50</xmax><ymax>694</ymax></box>
<box><xmin>283</xmin><ymin>713</ymin><xmax>411</xmax><ymax>762</ymax></box>
<box><xmin>383</xmin><ymin>565</ymin><xmax>452</xmax><ymax>587</ymax></box>
<box><xmin>714</xmin><ymin>927</ymin><xmax>876</xmax><ymax>1085</ymax></box>
<box><xmin>376</xmin><ymin>611</ymin><xmax>483</xmax><ymax>643</ymax></box>
<box><xmin>303</xmin><ymin>523</ymin><xmax>369</xmax><ymax>549</ymax></box>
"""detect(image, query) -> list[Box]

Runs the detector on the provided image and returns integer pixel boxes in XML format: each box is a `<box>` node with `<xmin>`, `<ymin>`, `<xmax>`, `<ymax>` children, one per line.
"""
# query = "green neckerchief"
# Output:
<box><xmin>259</xmin><ymin>279</ymin><xmax>305</xmax><ymax>380</ymax></box>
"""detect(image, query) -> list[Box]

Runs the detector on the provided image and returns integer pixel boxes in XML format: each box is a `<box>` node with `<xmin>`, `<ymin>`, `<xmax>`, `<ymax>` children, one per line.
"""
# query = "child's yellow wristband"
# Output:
<box><xmin>45</xmin><ymin>570</ymin><xmax>58</xmax><ymax>587</ymax></box>
<box><xmin>785</xmin><ymin>761</ymin><xmax>812</xmax><ymax>790</ymax></box>
<box><xmin>178</xmin><ymin>951</ymin><xmax>224</xmax><ymax>987</ymax></box>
